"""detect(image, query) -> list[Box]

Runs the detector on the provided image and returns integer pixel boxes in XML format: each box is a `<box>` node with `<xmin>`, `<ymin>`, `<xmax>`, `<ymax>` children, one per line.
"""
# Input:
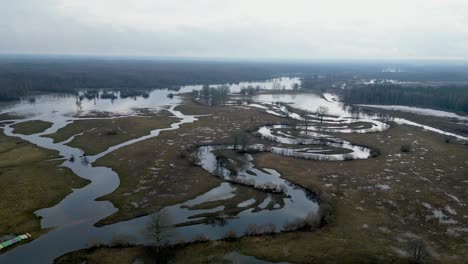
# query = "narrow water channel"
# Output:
<box><xmin>1</xmin><ymin>87</ymin><xmax>466</xmax><ymax>263</ymax></box>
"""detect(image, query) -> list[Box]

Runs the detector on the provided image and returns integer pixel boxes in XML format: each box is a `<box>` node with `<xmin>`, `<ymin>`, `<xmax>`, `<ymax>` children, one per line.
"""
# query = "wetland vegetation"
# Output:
<box><xmin>0</xmin><ymin>60</ymin><xmax>467</xmax><ymax>264</ymax></box>
<box><xmin>3</xmin><ymin>0</ymin><xmax>468</xmax><ymax>261</ymax></box>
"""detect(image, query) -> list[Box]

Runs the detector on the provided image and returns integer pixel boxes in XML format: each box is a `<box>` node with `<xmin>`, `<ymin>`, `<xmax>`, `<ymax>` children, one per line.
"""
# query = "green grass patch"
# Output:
<box><xmin>10</xmin><ymin>120</ymin><xmax>53</xmax><ymax>135</ymax></box>
<box><xmin>0</xmin><ymin>133</ymin><xmax>89</xmax><ymax>248</ymax></box>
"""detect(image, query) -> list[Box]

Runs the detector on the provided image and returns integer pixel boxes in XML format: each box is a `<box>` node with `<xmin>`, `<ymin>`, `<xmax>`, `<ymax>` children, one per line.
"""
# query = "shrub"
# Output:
<box><xmin>192</xmin><ymin>234</ymin><xmax>209</xmax><ymax>242</ymax></box>
<box><xmin>400</xmin><ymin>144</ymin><xmax>411</xmax><ymax>153</ymax></box>
<box><xmin>206</xmin><ymin>216</ymin><xmax>227</xmax><ymax>226</ymax></box>
<box><xmin>342</xmin><ymin>154</ymin><xmax>354</xmax><ymax>161</ymax></box>
<box><xmin>88</xmin><ymin>239</ymin><xmax>106</xmax><ymax>248</ymax></box>
<box><xmin>244</xmin><ymin>224</ymin><xmax>260</xmax><ymax>236</ymax></box>
<box><xmin>222</xmin><ymin>229</ymin><xmax>237</xmax><ymax>240</ymax></box>
<box><xmin>370</xmin><ymin>147</ymin><xmax>381</xmax><ymax>157</ymax></box>
<box><xmin>110</xmin><ymin>234</ymin><xmax>132</xmax><ymax>247</ymax></box>
<box><xmin>106</xmin><ymin>130</ymin><xmax>118</xmax><ymax>136</ymax></box>
<box><xmin>171</xmin><ymin>240</ymin><xmax>186</xmax><ymax>247</ymax></box>
<box><xmin>318</xmin><ymin>200</ymin><xmax>335</xmax><ymax>226</ymax></box>
<box><xmin>407</xmin><ymin>239</ymin><xmax>431</xmax><ymax>264</ymax></box>
<box><xmin>263</xmin><ymin>223</ymin><xmax>276</xmax><ymax>234</ymax></box>
<box><xmin>284</xmin><ymin>211</ymin><xmax>320</xmax><ymax>231</ymax></box>
<box><xmin>180</xmin><ymin>147</ymin><xmax>201</xmax><ymax>166</ymax></box>
<box><xmin>187</xmin><ymin>151</ymin><xmax>201</xmax><ymax>165</ymax></box>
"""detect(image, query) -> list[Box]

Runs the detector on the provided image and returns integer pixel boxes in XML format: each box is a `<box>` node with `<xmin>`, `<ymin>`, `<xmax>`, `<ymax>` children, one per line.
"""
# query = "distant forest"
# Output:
<box><xmin>1</xmin><ymin>57</ymin><xmax>468</xmax><ymax>104</ymax></box>
<box><xmin>0</xmin><ymin>58</ymin><xmax>302</xmax><ymax>101</ymax></box>
<box><xmin>343</xmin><ymin>84</ymin><xmax>468</xmax><ymax>114</ymax></box>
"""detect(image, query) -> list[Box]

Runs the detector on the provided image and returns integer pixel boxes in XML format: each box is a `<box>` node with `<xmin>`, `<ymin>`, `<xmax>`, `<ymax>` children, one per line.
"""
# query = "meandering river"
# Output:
<box><xmin>0</xmin><ymin>80</ymin><xmax>466</xmax><ymax>263</ymax></box>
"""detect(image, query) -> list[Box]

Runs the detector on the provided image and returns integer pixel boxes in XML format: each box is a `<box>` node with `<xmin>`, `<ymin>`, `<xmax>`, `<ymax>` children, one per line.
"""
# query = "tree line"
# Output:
<box><xmin>342</xmin><ymin>84</ymin><xmax>468</xmax><ymax>114</ymax></box>
<box><xmin>192</xmin><ymin>84</ymin><xmax>230</xmax><ymax>106</ymax></box>
<box><xmin>0</xmin><ymin>58</ymin><xmax>297</xmax><ymax>101</ymax></box>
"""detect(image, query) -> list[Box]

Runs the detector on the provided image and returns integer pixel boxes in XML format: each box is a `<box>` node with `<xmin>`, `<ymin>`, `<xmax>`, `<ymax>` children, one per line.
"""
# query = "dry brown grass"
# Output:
<box><xmin>47</xmin><ymin>110</ymin><xmax>178</xmax><ymax>155</ymax></box>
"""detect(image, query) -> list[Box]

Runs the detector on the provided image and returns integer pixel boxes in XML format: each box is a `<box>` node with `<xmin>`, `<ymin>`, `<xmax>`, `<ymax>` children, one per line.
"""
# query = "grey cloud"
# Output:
<box><xmin>0</xmin><ymin>0</ymin><xmax>467</xmax><ymax>60</ymax></box>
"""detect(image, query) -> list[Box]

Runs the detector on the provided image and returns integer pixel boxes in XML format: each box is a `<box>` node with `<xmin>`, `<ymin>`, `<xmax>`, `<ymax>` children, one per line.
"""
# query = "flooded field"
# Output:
<box><xmin>0</xmin><ymin>79</ymin><xmax>467</xmax><ymax>263</ymax></box>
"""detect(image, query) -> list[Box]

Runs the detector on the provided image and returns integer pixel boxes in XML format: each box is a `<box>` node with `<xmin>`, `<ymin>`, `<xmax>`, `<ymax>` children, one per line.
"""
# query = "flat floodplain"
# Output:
<box><xmin>1</xmin><ymin>87</ymin><xmax>467</xmax><ymax>263</ymax></box>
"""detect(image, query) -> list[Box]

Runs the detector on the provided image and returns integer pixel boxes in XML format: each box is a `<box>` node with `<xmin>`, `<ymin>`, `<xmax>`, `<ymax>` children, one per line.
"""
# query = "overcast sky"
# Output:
<box><xmin>1</xmin><ymin>0</ymin><xmax>467</xmax><ymax>60</ymax></box>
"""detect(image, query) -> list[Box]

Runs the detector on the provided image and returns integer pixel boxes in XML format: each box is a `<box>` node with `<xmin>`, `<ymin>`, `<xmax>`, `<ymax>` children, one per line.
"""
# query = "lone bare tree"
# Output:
<box><xmin>316</xmin><ymin>106</ymin><xmax>329</xmax><ymax>123</ymax></box>
<box><xmin>292</xmin><ymin>83</ymin><xmax>300</xmax><ymax>92</ymax></box>
<box><xmin>304</xmin><ymin>115</ymin><xmax>313</xmax><ymax>132</ymax></box>
<box><xmin>145</xmin><ymin>209</ymin><xmax>175</xmax><ymax>263</ymax></box>
<box><xmin>146</xmin><ymin>210</ymin><xmax>172</xmax><ymax>254</ymax></box>
<box><xmin>407</xmin><ymin>239</ymin><xmax>431</xmax><ymax>264</ymax></box>
<box><xmin>231</xmin><ymin>132</ymin><xmax>241</xmax><ymax>150</ymax></box>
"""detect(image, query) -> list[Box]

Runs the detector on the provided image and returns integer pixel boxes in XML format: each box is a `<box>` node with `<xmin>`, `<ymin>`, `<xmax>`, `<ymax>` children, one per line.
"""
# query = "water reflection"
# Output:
<box><xmin>0</xmin><ymin>77</ymin><xmax>300</xmax><ymax>119</ymax></box>
<box><xmin>1</xmin><ymin>77</ymin><xmax>465</xmax><ymax>263</ymax></box>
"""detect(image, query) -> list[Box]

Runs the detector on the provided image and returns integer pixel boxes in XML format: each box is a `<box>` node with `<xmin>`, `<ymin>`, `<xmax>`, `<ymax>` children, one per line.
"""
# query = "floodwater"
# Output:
<box><xmin>253</xmin><ymin>93</ymin><xmax>350</xmax><ymax>117</ymax></box>
<box><xmin>178</xmin><ymin>77</ymin><xmax>301</xmax><ymax>94</ymax></box>
<box><xmin>358</xmin><ymin>104</ymin><xmax>468</xmax><ymax>122</ymax></box>
<box><xmin>252</xmin><ymin>93</ymin><xmax>468</xmax><ymax>141</ymax></box>
<box><xmin>0</xmin><ymin>79</ymin><xmax>466</xmax><ymax>263</ymax></box>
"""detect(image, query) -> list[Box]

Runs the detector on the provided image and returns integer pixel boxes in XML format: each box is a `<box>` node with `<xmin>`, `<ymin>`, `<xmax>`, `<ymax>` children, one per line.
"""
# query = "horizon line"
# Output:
<box><xmin>1</xmin><ymin>53</ymin><xmax>468</xmax><ymax>65</ymax></box>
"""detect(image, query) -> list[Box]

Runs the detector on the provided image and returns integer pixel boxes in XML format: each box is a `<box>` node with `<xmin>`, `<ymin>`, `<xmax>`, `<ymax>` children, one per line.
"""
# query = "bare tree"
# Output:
<box><xmin>240</xmin><ymin>86</ymin><xmax>247</xmax><ymax>96</ymax></box>
<box><xmin>304</xmin><ymin>115</ymin><xmax>312</xmax><ymax>132</ymax></box>
<box><xmin>201</xmin><ymin>84</ymin><xmax>210</xmax><ymax>102</ymax></box>
<box><xmin>146</xmin><ymin>210</ymin><xmax>172</xmax><ymax>252</ymax></box>
<box><xmin>231</xmin><ymin>131</ymin><xmax>249</xmax><ymax>152</ymax></box>
<box><xmin>188</xmin><ymin>150</ymin><xmax>201</xmax><ymax>165</ymax></box>
<box><xmin>255</xmin><ymin>85</ymin><xmax>261</xmax><ymax>93</ymax></box>
<box><xmin>218</xmin><ymin>85</ymin><xmax>230</xmax><ymax>105</ymax></box>
<box><xmin>244</xmin><ymin>224</ymin><xmax>260</xmax><ymax>236</ymax></box>
<box><xmin>272</xmin><ymin>81</ymin><xmax>281</xmax><ymax>92</ymax></box>
<box><xmin>264</xmin><ymin>223</ymin><xmax>276</xmax><ymax>234</ymax></box>
<box><xmin>209</xmin><ymin>87</ymin><xmax>219</xmax><ymax>106</ymax></box>
<box><xmin>238</xmin><ymin>132</ymin><xmax>249</xmax><ymax>152</ymax></box>
<box><xmin>222</xmin><ymin>228</ymin><xmax>237</xmax><ymax>240</ymax></box>
<box><xmin>81</xmin><ymin>155</ymin><xmax>89</xmax><ymax>165</ymax></box>
<box><xmin>191</xmin><ymin>89</ymin><xmax>199</xmax><ymax>99</ymax></box>
<box><xmin>316</xmin><ymin>106</ymin><xmax>329</xmax><ymax>123</ymax></box>
<box><xmin>231</xmin><ymin>132</ymin><xmax>241</xmax><ymax>150</ymax></box>
<box><xmin>289</xmin><ymin>116</ymin><xmax>298</xmax><ymax>130</ymax></box>
<box><xmin>292</xmin><ymin>83</ymin><xmax>300</xmax><ymax>92</ymax></box>
<box><xmin>407</xmin><ymin>239</ymin><xmax>431</xmax><ymax>264</ymax></box>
